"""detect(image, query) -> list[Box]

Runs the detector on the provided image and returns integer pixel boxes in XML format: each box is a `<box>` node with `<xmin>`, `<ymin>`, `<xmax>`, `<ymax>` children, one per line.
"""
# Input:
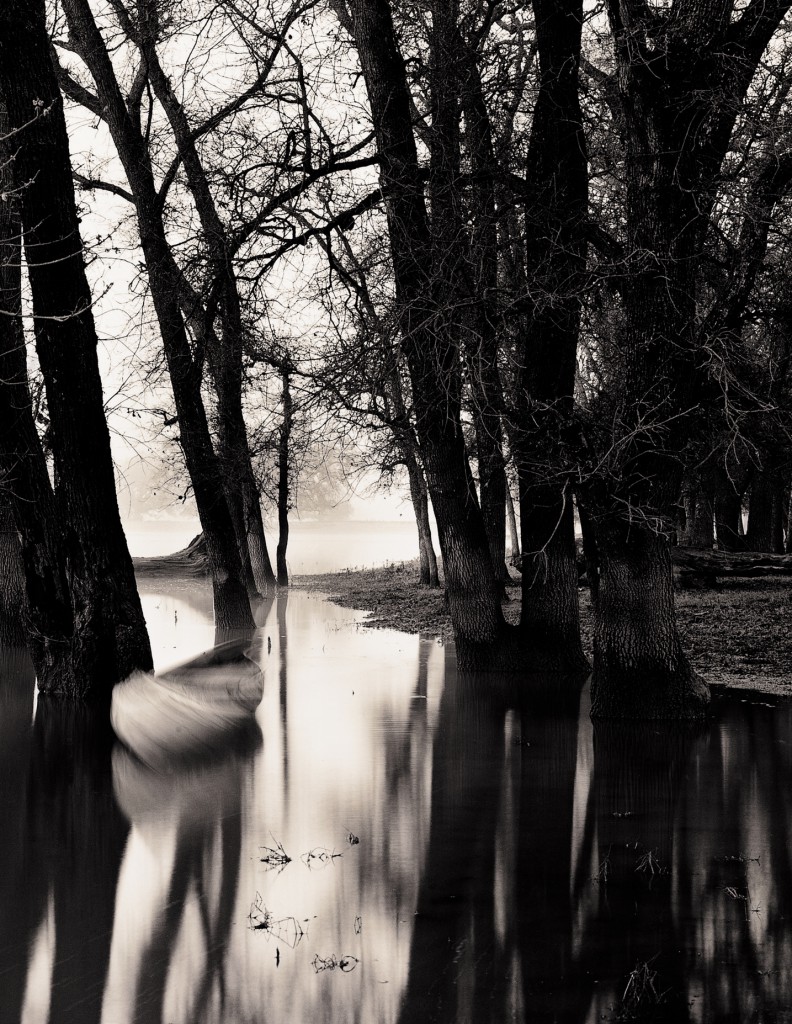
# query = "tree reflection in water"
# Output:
<box><xmin>3</xmin><ymin>597</ymin><xmax>792</xmax><ymax>1023</ymax></box>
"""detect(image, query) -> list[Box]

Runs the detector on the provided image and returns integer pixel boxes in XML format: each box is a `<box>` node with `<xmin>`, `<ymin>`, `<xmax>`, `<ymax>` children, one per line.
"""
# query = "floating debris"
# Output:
<box><xmin>301</xmin><ymin>847</ymin><xmax>342</xmax><ymax>869</ymax></box>
<box><xmin>610</xmin><ymin>810</ymin><xmax>634</xmax><ymax>819</ymax></box>
<box><xmin>346</xmin><ymin>828</ymin><xmax>360</xmax><ymax>846</ymax></box>
<box><xmin>354</xmin><ymin>916</ymin><xmax>362</xmax><ymax>935</ymax></box>
<box><xmin>713</xmin><ymin>853</ymin><xmax>760</xmax><ymax>865</ymax></box>
<box><xmin>312</xmin><ymin>953</ymin><xmax>359</xmax><ymax>974</ymax></box>
<box><xmin>248</xmin><ymin>894</ymin><xmax>305</xmax><ymax>949</ymax></box>
<box><xmin>617</xmin><ymin>957</ymin><xmax>668</xmax><ymax>1020</ymax></box>
<box><xmin>635</xmin><ymin>848</ymin><xmax>667</xmax><ymax>879</ymax></box>
<box><xmin>260</xmin><ymin>836</ymin><xmax>292</xmax><ymax>869</ymax></box>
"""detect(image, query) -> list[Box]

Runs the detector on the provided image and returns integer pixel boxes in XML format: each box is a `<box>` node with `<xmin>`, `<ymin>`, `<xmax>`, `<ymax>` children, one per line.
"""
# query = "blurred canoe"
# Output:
<box><xmin>111</xmin><ymin>638</ymin><xmax>263</xmax><ymax>770</ymax></box>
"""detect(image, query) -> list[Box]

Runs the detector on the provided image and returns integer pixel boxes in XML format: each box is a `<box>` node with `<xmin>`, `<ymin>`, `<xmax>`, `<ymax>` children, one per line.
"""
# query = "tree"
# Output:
<box><xmin>0</xmin><ymin>0</ymin><xmax>153</xmax><ymax>698</ymax></box>
<box><xmin>332</xmin><ymin>0</ymin><xmax>508</xmax><ymax>660</ymax></box>
<box><xmin>57</xmin><ymin>0</ymin><xmax>256</xmax><ymax>631</ymax></box>
<box><xmin>585</xmin><ymin>0</ymin><xmax>791</xmax><ymax>718</ymax></box>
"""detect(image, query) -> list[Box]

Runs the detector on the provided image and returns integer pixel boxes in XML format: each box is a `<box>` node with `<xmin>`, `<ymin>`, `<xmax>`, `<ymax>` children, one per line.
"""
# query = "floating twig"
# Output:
<box><xmin>312</xmin><ymin>953</ymin><xmax>359</xmax><ymax>973</ymax></box>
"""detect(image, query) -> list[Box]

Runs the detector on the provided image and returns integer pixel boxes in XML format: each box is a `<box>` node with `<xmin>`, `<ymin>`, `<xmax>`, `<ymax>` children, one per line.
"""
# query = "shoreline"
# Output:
<box><xmin>293</xmin><ymin>560</ymin><xmax>792</xmax><ymax>698</ymax></box>
<box><xmin>135</xmin><ymin>552</ymin><xmax>792</xmax><ymax>697</ymax></box>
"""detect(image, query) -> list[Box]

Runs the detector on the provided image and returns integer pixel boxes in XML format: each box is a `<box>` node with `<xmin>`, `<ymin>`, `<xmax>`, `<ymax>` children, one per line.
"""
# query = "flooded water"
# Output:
<box><xmin>124</xmin><ymin>519</ymin><xmax>425</xmax><ymax>574</ymax></box>
<box><xmin>1</xmin><ymin>586</ymin><xmax>791</xmax><ymax>1023</ymax></box>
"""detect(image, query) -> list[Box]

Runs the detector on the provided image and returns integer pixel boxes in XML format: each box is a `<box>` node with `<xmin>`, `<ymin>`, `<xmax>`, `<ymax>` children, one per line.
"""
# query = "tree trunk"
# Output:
<box><xmin>505</xmin><ymin>482</ymin><xmax>521</xmax><ymax>569</ymax></box>
<box><xmin>770</xmin><ymin>476</ymin><xmax>788</xmax><ymax>555</ymax></box>
<box><xmin>577</xmin><ymin>496</ymin><xmax>600</xmax><ymax>605</ymax></box>
<box><xmin>0</xmin><ymin>500</ymin><xmax>26</xmax><ymax>647</ymax></box>
<box><xmin>786</xmin><ymin>487</ymin><xmax>792</xmax><ymax>555</ymax></box>
<box><xmin>714</xmin><ymin>478</ymin><xmax>742</xmax><ymax>552</ymax></box>
<box><xmin>459</xmin><ymin>40</ymin><xmax>509</xmax><ymax>586</ymax></box>
<box><xmin>686</xmin><ymin>489</ymin><xmax>714</xmax><ymax>550</ymax></box>
<box><xmin>0</xmin><ymin>2</ymin><xmax>153</xmax><ymax>697</ymax></box>
<box><xmin>340</xmin><ymin>0</ymin><xmax>508</xmax><ymax>655</ymax></box>
<box><xmin>587</xmin><ymin>0</ymin><xmax>787</xmax><ymax>715</ymax></box>
<box><xmin>405</xmin><ymin>451</ymin><xmax>439</xmax><ymax>587</ymax></box>
<box><xmin>136</xmin><ymin>11</ymin><xmax>276</xmax><ymax>595</ymax></box>
<box><xmin>60</xmin><ymin>0</ymin><xmax>254</xmax><ymax>633</ymax></box>
<box><xmin>591</xmin><ymin>527</ymin><xmax>709</xmax><ymax>719</ymax></box>
<box><xmin>745</xmin><ymin>471</ymin><xmax>774</xmax><ymax>553</ymax></box>
<box><xmin>513</xmin><ymin>0</ymin><xmax>589</xmax><ymax>675</ymax></box>
<box><xmin>276</xmin><ymin>371</ymin><xmax>292</xmax><ymax>587</ymax></box>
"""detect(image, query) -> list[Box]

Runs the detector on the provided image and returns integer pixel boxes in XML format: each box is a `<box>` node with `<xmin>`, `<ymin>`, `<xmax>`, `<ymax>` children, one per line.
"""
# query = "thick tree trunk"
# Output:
<box><xmin>341</xmin><ymin>0</ymin><xmax>508</xmax><ymax>654</ymax></box>
<box><xmin>60</xmin><ymin>0</ymin><xmax>254</xmax><ymax>633</ymax></box>
<box><xmin>276</xmin><ymin>372</ymin><xmax>292</xmax><ymax>587</ymax></box>
<box><xmin>0</xmin><ymin>501</ymin><xmax>26</xmax><ymax>647</ymax></box>
<box><xmin>588</xmin><ymin>0</ymin><xmax>788</xmax><ymax>715</ymax></box>
<box><xmin>513</xmin><ymin>0</ymin><xmax>589</xmax><ymax>675</ymax></box>
<box><xmin>0</xmin><ymin>4</ymin><xmax>153</xmax><ymax>696</ymax></box>
<box><xmin>591</xmin><ymin>527</ymin><xmax>709</xmax><ymax>719</ymax></box>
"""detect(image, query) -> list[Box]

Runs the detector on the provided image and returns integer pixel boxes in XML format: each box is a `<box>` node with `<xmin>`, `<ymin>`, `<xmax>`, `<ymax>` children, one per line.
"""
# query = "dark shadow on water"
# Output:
<box><xmin>5</xmin><ymin>603</ymin><xmax>792</xmax><ymax>1023</ymax></box>
<box><xmin>0</xmin><ymin>659</ymin><xmax>129</xmax><ymax>1024</ymax></box>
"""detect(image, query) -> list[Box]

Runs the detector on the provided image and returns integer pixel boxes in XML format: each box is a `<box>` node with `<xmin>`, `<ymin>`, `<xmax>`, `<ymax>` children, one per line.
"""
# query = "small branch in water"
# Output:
<box><xmin>312</xmin><ymin>953</ymin><xmax>359</xmax><ymax>973</ymax></box>
<box><xmin>260</xmin><ymin>835</ymin><xmax>292</xmax><ymax>870</ymax></box>
<box><xmin>301</xmin><ymin>847</ymin><xmax>342</xmax><ymax>869</ymax></box>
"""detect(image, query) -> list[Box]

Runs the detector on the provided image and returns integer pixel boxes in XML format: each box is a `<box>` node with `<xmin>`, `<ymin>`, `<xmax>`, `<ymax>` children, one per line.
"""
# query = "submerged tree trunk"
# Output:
<box><xmin>276</xmin><ymin>371</ymin><xmax>293</xmax><ymax>587</ymax></box>
<box><xmin>0</xmin><ymin>3</ymin><xmax>153</xmax><ymax>696</ymax></box>
<box><xmin>339</xmin><ymin>0</ymin><xmax>508</xmax><ymax>657</ymax></box>
<box><xmin>513</xmin><ymin>0</ymin><xmax>589</xmax><ymax>674</ymax></box>
<box><xmin>590</xmin><ymin>527</ymin><xmax>709</xmax><ymax>719</ymax></box>
<box><xmin>60</xmin><ymin>0</ymin><xmax>254</xmax><ymax>632</ymax></box>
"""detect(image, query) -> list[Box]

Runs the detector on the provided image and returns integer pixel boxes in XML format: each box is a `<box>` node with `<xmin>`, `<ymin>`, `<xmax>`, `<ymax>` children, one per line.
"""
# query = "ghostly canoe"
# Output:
<box><xmin>111</xmin><ymin>638</ymin><xmax>264</xmax><ymax>771</ymax></box>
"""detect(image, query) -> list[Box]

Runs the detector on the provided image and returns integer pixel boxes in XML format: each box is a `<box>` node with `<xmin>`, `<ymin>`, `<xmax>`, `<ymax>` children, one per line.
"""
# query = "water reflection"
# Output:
<box><xmin>2</xmin><ymin>599</ymin><xmax>792</xmax><ymax>1022</ymax></box>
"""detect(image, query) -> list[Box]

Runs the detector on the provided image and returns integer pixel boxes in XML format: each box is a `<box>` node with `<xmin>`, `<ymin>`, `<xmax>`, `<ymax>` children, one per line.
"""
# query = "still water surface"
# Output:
<box><xmin>0</xmin><ymin>585</ymin><xmax>790</xmax><ymax>1023</ymax></box>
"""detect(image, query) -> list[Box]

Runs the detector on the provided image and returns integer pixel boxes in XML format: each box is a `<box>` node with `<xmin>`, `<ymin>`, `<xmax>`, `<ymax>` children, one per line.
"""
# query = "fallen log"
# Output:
<box><xmin>672</xmin><ymin>547</ymin><xmax>792</xmax><ymax>585</ymax></box>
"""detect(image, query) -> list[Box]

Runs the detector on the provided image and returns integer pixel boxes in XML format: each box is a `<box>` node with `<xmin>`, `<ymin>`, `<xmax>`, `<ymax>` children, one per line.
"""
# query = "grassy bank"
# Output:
<box><xmin>294</xmin><ymin>561</ymin><xmax>792</xmax><ymax>695</ymax></box>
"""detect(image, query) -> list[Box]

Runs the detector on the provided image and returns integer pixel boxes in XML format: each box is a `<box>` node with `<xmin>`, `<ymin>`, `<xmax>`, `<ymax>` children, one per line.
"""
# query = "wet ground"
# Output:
<box><xmin>0</xmin><ymin>583</ymin><xmax>790</xmax><ymax>1023</ymax></box>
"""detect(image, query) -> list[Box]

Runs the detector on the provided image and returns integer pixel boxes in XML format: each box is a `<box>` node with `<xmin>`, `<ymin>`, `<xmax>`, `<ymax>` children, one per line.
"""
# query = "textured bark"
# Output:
<box><xmin>0</xmin><ymin>3</ymin><xmax>153</xmax><ymax>696</ymax></box>
<box><xmin>591</xmin><ymin>528</ymin><xmax>709</xmax><ymax>719</ymax></box>
<box><xmin>276</xmin><ymin>370</ymin><xmax>292</xmax><ymax>587</ymax></box>
<box><xmin>514</xmin><ymin>0</ymin><xmax>588</xmax><ymax>674</ymax></box>
<box><xmin>0</xmin><ymin>501</ymin><xmax>26</xmax><ymax>646</ymax></box>
<box><xmin>60</xmin><ymin>0</ymin><xmax>254</xmax><ymax>632</ymax></box>
<box><xmin>340</xmin><ymin>0</ymin><xmax>507</xmax><ymax>650</ymax></box>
